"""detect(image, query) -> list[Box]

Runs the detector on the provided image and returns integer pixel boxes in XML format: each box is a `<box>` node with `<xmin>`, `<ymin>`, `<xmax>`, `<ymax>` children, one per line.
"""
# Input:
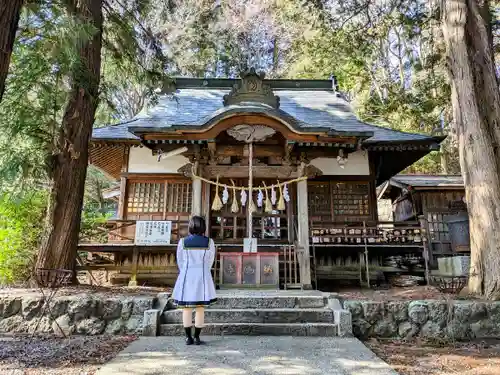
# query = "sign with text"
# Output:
<box><xmin>134</xmin><ymin>221</ymin><xmax>172</xmax><ymax>245</ymax></box>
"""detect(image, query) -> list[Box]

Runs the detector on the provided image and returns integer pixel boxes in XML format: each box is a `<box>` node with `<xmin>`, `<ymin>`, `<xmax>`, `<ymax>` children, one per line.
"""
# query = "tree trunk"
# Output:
<box><xmin>36</xmin><ymin>0</ymin><xmax>103</xmax><ymax>276</ymax></box>
<box><xmin>0</xmin><ymin>0</ymin><xmax>23</xmax><ymax>103</ymax></box>
<box><xmin>442</xmin><ymin>0</ymin><xmax>500</xmax><ymax>299</ymax></box>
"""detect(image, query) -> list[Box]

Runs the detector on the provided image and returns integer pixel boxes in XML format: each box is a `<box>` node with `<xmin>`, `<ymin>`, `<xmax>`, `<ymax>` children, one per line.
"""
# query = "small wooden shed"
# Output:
<box><xmin>377</xmin><ymin>175</ymin><xmax>467</xmax><ymax>265</ymax></box>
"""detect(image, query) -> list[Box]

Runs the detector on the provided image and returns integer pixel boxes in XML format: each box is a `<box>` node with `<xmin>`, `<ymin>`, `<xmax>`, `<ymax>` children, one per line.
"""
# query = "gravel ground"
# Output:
<box><xmin>0</xmin><ymin>335</ymin><xmax>137</xmax><ymax>375</ymax></box>
<box><xmin>366</xmin><ymin>338</ymin><xmax>500</xmax><ymax>375</ymax></box>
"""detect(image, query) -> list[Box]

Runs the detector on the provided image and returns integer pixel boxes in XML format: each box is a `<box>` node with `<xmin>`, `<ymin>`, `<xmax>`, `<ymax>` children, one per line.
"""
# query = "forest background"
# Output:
<box><xmin>0</xmin><ymin>0</ymin><xmax>498</xmax><ymax>287</ymax></box>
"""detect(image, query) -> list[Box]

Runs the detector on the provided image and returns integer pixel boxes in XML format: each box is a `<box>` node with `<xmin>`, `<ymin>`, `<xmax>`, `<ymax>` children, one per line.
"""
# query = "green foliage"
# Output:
<box><xmin>0</xmin><ymin>1</ymin><xmax>168</xmax><ymax>191</ymax></box>
<box><xmin>80</xmin><ymin>209</ymin><xmax>112</xmax><ymax>244</ymax></box>
<box><xmin>286</xmin><ymin>1</ymin><xmax>459</xmax><ymax>174</ymax></box>
<box><xmin>0</xmin><ymin>3</ymin><xmax>97</xmax><ymax>191</ymax></box>
<box><xmin>0</xmin><ymin>191</ymin><xmax>46</xmax><ymax>284</ymax></box>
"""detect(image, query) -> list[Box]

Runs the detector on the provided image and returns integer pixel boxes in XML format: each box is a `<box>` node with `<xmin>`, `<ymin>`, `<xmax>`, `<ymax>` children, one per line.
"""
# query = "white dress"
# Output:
<box><xmin>172</xmin><ymin>236</ymin><xmax>217</xmax><ymax>307</ymax></box>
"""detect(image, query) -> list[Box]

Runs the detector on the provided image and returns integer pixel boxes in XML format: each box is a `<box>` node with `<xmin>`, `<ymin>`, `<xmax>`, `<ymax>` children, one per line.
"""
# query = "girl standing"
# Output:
<box><xmin>172</xmin><ymin>216</ymin><xmax>217</xmax><ymax>345</ymax></box>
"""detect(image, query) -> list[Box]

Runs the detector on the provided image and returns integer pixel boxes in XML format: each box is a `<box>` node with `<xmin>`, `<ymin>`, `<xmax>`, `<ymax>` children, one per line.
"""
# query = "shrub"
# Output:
<box><xmin>0</xmin><ymin>191</ymin><xmax>46</xmax><ymax>285</ymax></box>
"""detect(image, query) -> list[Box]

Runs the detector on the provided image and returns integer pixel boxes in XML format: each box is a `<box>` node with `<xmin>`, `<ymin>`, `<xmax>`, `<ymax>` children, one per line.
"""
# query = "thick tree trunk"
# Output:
<box><xmin>442</xmin><ymin>0</ymin><xmax>500</xmax><ymax>299</ymax></box>
<box><xmin>36</xmin><ymin>0</ymin><xmax>103</xmax><ymax>276</ymax></box>
<box><xmin>0</xmin><ymin>0</ymin><xmax>23</xmax><ymax>103</ymax></box>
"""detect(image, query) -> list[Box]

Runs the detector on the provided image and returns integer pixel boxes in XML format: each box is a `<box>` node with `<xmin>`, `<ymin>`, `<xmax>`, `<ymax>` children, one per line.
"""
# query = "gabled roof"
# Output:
<box><xmin>391</xmin><ymin>175</ymin><xmax>464</xmax><ymax>188</ymax></box>
<box><xmin>92</xmin><ymin>79</ymin><xmax>441</xmax><ymax>146</ymax></box>
<box><xmin>377</xmin><ymin>174</ymin><xmax>464</xmax><ymax>199</ymax></box>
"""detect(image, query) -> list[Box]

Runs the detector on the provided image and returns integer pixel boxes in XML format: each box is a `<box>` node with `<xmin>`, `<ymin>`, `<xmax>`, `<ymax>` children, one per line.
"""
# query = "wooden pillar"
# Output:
<box><xmin>129</xmin><ymin>246</ymin><xmax>139</xmax><ymax>287</ymax></box>
<box><xmin>297</xmin><ymin>162</ymin><xmax>312</xmax><ymax>288</ymax></box>
<box><xmin>419</xmin><ymin>215</ymin><xmax>431</xmax><ymax>284</ymax></box>
<box><xmin>192</xmin><ymin>160</ymin><xmax>202</xmax><ymax>216</ymax></box>
<box><xmin>117</xmin><ymin>146</ymin><xmax>130</xmax><ymax>220</ymax></box>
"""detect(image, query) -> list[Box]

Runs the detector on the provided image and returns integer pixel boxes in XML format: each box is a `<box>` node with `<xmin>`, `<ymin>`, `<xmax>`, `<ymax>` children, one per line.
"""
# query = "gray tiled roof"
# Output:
<box><xmin>92</xmin><ymin>89</ymin><xmax>437</xmax><ymax>143</ymax></box>
<box><xmin>93</xmin><ymin>120</ymin><xmax>140</xmax><ymax>140</ymax></box>
<box><xmin>392</xmin><ymin>175</ymin><xmax>464</xmax><ymax>188</ymax></box>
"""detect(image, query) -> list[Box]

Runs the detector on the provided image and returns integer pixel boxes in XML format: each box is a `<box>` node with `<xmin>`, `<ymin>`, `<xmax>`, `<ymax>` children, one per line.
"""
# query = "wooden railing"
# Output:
<box><xmin>310</xmin><ymin>220</ymin><xmax>424</xmax><ymax>247</ymax></box>
<box><xmin>79</xmin><ymin>220</ymin><xmax>136</xmax><ymax>245</ymax></box>
<box><xmin>78</xmin><ymin>218</ymin><xmax>190</xmax><ymax>246</ymax></box>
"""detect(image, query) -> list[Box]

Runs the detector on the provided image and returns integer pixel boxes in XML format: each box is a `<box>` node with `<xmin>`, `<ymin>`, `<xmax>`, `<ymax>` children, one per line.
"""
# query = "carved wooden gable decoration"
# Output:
<box><xmin>223</xmin><ymin>68</ymin><xmax>280</xmax><ymax>109</ymax></box>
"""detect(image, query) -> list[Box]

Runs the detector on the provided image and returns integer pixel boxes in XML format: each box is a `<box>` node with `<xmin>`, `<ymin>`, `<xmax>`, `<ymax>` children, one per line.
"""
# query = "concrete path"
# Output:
<box><xmin>96</xmin><ymin>336</ymin><xmax>398</xmax><ymax>375</ymax></box>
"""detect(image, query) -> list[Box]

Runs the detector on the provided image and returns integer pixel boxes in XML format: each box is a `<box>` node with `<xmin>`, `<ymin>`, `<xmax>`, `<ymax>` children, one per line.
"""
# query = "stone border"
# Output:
<box><xmin>326</xmin><ymin>296</ymin><xmax>353</xmax><ymax>337</ymax></box>
<box><xmin>0</xmin><ymin>293</ymin><xmax>156</xmax><ymax>336</ymax></box>
<box><xmin>343</xmin><ymin>299</ymin><xmax>500</xmax><ymax>341</ymax></box>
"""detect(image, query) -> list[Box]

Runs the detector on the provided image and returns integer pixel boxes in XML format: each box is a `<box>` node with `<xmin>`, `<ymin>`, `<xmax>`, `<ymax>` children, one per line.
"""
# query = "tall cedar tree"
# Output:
<box><xmin>0</xmin><ymin>0</ymin><xmax>23</xmax><ymax>102</ymax></box>
<box><xmin>36</xmin><ymin>0</ymin><xmax>103</xmax><ymax>275</ymax></box>
<box><xmin>442</xmin><ymin>0</ymin><xmax>500</xmax><ymax>298</ymax></box>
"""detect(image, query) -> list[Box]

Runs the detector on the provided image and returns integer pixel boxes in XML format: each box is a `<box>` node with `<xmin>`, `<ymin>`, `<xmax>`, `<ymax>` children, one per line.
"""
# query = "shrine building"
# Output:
<box><xmin>82</xmin><ymin>69</ymin><xmax>444</xmax><ymax>289</ymax></box>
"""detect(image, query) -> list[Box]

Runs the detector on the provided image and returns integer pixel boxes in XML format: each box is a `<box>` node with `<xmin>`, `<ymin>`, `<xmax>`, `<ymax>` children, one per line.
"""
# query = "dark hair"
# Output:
<box><xmin>189</xmin><ymin>215</ymin><xmax>206</xmax><ymax>236</ymax></box>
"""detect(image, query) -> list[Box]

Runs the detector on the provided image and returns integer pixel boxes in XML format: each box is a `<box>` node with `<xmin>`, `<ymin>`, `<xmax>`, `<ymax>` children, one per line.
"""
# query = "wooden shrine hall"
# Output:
<box><xmin>80</xmin><ymin>69</ymin><xmax>444</xmax><ymax>289</ymax></box>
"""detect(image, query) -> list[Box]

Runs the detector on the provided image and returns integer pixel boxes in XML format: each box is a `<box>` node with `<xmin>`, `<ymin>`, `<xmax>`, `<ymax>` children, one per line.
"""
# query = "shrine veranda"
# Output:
<box><xmin>80</xmin><ymin>69</ymin><xmax>446</xmax><ymax>289</ymax></box>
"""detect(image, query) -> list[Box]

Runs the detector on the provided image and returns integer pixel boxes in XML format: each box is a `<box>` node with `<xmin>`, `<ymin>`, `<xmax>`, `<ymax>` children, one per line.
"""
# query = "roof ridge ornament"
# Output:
<box><xmin>223</xmin><ymin>68</ymin><xmax>280</xmax><ymax>108</ymax></box>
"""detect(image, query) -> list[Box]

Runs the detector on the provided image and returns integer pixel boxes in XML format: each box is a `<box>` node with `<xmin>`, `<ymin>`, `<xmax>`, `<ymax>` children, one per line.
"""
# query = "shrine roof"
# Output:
<box><xmin>92</xmin><ymin>81</ymin><xmax>441</xmax><ymax>146</ymax></box>
<box><xmin>377</xmin><ymin>174</ymin><xmax>465</xmax><ymax>199</ymax></box>
<box><xmin>391</xmin><ymin>174</ymin><xmax>464</xmax><ymax>188</ymax></box>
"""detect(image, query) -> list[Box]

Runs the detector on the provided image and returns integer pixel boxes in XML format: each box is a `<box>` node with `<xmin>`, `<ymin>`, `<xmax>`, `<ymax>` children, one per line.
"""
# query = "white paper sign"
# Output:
<box><xmin>134</xmin><ymin>221</ymin><xmax>172</xmax><ymax>245</ymax></box>
<box><xmin>244</xmin><ymin>237</ymin><xmax>257</xmax><ymax>253</ymax></box>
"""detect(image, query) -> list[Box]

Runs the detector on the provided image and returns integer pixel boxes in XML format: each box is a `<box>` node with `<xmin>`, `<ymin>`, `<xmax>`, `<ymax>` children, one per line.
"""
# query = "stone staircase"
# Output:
<box><xmin>159</xmin><ymin>292</ymin><xmax>352</xmax><ymax>337</ymax></box>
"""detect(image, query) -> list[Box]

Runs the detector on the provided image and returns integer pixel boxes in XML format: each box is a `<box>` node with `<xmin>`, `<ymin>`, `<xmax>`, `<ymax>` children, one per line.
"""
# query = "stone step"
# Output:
<box><xmin>159</xmin><ymin>322</ymin><xmax>338</xmax><ymax>336</ymax></box>
<box><xmin>206</xmin><ymin>296</ymin><xmax>326</xmax><ymax>309</ymax></box>
<box><xmin>163</xmin><ymin>308</ymin><xmax>334</xmax><ymax>324</ymax></box>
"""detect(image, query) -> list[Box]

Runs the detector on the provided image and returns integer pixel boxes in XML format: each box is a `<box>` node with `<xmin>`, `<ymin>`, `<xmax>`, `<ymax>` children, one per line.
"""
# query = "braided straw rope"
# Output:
<box><xmin>191</xmin><ymin>168</ymin><xmax>308</xmax><ymax>191</ymax></box>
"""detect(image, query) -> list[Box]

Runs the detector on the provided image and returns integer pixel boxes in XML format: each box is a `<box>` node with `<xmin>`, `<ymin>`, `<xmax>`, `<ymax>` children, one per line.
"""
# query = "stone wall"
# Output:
<box><xmin>344</xmin><ymin>299</ymin><xmax>500</xmax><ymax>341</ymax></box>
<box><xmin>0</xmin><ymin>293</ymin><xmax>155</xmax><ymax>336</ymax></box>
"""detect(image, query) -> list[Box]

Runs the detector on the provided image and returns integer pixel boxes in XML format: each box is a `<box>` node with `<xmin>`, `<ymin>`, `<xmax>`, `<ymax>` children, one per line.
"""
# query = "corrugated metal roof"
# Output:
<box><xmin>92</xmin><ymin>89</ymin><xmax>438</xmax><ymax>144</ymax></box>
<box><xmin>391</xmin><ymin>175</ymin><xmax>464</xmax><ymax>188</ymax></box>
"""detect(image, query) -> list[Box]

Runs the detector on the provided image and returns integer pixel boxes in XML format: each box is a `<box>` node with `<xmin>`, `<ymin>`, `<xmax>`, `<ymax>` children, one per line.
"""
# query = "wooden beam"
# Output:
<box><xmin>121</xmin><ymin>173</ymin><xmax>191</xmax><ymax>181</ymax></box>
<box><xmin>216</xmin><ymin>144</ymin><xmax>284</xmax><ymax>158</ymax></box>
<box><xmin>178</xmin><ymin>163</ymin><xmax>322</xmax><ymax>179</ymax></box>
<box><xmin>141</xmin><ymin>114</ymin><xmax>358</xmax><ymax>143</ymax></box>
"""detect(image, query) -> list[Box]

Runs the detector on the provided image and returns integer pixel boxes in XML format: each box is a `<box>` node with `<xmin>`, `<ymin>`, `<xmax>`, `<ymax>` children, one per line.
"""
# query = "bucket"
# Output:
<box><xmin>445</xmin><ymin>212</ymin><xmax>470</xmax><ymax>252</ymax></box>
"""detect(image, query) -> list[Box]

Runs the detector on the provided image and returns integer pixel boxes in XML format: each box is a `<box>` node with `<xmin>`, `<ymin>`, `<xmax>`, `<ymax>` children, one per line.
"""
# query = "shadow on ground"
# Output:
<box><xmin>96</xmin><ymin>336</ymin><xmax>398</xmax><ymax>375</ymax></box>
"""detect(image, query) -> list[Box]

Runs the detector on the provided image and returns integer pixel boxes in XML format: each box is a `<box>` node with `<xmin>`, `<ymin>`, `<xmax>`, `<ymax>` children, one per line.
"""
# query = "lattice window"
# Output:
<box><xmin>127</xmin><ymin>181</ymin><xmax>191</xmax><ymax>214</ymax></box>
<box><xmin>308</xmin><ymin>181</ymin><xmax>372</xmax><ymax>221</ymax></box>
<box><xmin>308</xmin><ymin>182</ymin><xmax>331</xmax><ymax>216</ymax></box>
<box><xmin>426</xmin><ymin>212</ymin><xmax>450</xmax><ymax>242</ymax></box>
<box><xmin>127</xmin><ymin>182</ymin><xmax>164</xmax><ymax>213</ymax></box>
<box><xmin>331</xmin><ymin>182</ymin><xmax>370</xmax><ymax>218</ymax></box>
<box><xmin>167</xmin><ymin>182</ymin><xmax>192</xmax><ymax>213</ymax></box>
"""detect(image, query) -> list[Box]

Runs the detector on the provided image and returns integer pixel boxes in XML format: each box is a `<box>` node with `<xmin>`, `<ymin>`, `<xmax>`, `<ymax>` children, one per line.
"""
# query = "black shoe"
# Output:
<box><xmin>194</xmin><ymin>327</ymin><xmax>204</xmax><ymax>345</ymax></box>
<box><xmin>185</xmin><ymin>327</ymin><xmax>194</xmax><ymax>345</ymax></box>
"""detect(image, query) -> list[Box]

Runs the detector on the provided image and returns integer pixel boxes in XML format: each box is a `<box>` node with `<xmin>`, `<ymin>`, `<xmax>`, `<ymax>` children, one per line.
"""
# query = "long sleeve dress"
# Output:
<box><xmin>172</xmin><ymin>234</ymin><xmax>217</xmax><ymax>308</ymax></box>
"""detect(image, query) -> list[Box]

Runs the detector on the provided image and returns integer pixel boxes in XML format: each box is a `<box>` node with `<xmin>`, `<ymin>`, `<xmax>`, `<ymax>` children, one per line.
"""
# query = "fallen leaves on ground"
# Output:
<box><xmin>0</xmin><ymin>285</ymin><xmax>171</xmax><ymax>299</ymax></box>
<box><xmin>0</xmin><ymin>334</ymin><xmax>137</xmax><ymax>375</ymax></box>
<box><xmin>366</xmin><ymin>338</ymin><xmax>500</xmax><ymax>375</ymax></box>
<box><xmin>328</xmin><ymin>285</ymin><xmax>482</xmax><ymax>301</ymax></box>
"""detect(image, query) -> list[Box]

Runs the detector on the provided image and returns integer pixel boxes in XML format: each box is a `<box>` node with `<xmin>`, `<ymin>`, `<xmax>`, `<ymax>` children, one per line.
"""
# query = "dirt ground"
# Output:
<box><xmin>332</xmin><ymin>285</ymin><xmax>480</xmax><ymax>301</ymax></box>
<box><xmin>1</xmin><ymin>284</ymin><xmax>465</xmax><ymax>301</ymax></box>
<box><xmin>366</xmin><ymin>338</ymin><xmax>500</xmax><ymax>375</ymax></box>
<box><xmin>0</xmin><ymin>285</ymin><xmax>171</xmax><ymax>298</ymax></box>
<box><xmin>0</xmin><ymin>335</ymin><xmax>136</xmax><ymax>375</ymax></box>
